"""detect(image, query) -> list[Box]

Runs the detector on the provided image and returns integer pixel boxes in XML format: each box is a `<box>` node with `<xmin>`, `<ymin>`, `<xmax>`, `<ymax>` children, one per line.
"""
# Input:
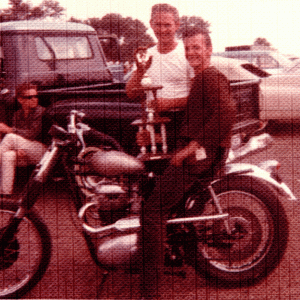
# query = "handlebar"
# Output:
<box><xmin>67</xmin><ymin>110</ymin><xmax>90</xmax><ymax>152</ymax></box>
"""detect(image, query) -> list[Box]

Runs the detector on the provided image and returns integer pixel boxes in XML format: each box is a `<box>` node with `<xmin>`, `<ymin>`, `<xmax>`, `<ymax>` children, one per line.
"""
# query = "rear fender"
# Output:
<box><xmin>213</xmin><ymin>162</ymin><xmax>297</xmax><ymax>201</ymax></box>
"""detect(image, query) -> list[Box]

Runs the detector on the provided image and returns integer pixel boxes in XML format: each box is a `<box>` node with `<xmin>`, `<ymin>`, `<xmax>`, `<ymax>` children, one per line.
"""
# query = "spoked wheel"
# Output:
<box><xmin>0</xmin><ymin>200</ymin><xmax>51</xmax><ymax>299</ymax></box>
<box><xmin>184</xmin><ymin>177</ymin><xmax>288</xmax><ymax>286</ymax></box>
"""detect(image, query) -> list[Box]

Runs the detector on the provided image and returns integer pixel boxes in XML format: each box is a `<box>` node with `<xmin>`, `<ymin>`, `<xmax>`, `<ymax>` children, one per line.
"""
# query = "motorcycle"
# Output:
<box><xmin>0</xmin><ymin>110</ymin><xmax>296</xmax><ymax>299</ymax></box>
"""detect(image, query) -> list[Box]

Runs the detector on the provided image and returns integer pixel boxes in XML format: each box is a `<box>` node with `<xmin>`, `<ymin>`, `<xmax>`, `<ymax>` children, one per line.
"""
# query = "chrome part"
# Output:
<box><xmin>167</xmin><ymin>214</ymin><xmax>229</xmax><ymax>224</ymax></box>
<box><xmin>34</xmin><ymin>145</ymin><xmax>59</xmax><ymax>182</ymax></box>
<box><xmin>88</xmin><ymin>150</ymin><xmax>144</xmax><ymax>176</ymax></box>
<box><xmin>227</xmin><ymin>133</ymin><xmax>272</xmax><ymax>163</ymax></box>
<box><xmin>223</xmin><ymin>162</ymin><xmax>298</xmax><ymax>201</ymax></box>
<box><xmin>208</xmin><ymin>185</ymin><xmax>231</xmax><ymax>234</ymax></box>
<box><xmin>97</xmin><ymin>233</ymin><xmax>139</xmax><ymax>267</ymax></box>
<box><xmin>79</xmin><ymin>203</ymin><xmax>229</xmax><ymax>234</ymax></box>
<box><xmin>258</xmin><ymin>160</ymin><xmax>280</xmax><ymax>173</ymax></box>
<box><xmin>199</xmin><ymin>190</ymin><xmax>273</xmax><ymax>273</ymax></box>
<box><xmin>0</xmin><ymin>88</ymin><xmax>9</xmax><ymax>95</ymax></box>
<box><xmin>94</xmin><ymin>184</ymin><xmax>126</xmax><ymax>194</ymax></box>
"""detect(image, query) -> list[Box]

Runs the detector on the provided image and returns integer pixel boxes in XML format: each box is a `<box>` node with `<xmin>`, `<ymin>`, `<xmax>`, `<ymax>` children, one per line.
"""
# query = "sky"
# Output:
<box><xmin>1</xmin><ymin>0</ymin><xmax>300</xmax><ymax>55</ymax></box>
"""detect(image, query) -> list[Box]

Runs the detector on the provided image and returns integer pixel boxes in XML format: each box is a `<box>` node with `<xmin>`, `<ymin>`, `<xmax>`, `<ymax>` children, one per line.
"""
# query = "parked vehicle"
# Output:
<box><xmin>0</xmin><ymin>109</ymin><xmax>294</xmax><ymax>299</ymax></box>
<box><xmin>259</xmin><ymin>59</ymin><xmax>300</xmax><ymax>121</ymax></box>
<box><xmin>98</xmin><ymin>34</ymin><xmax>126</xmax><ymax>83</ymax></box>
<box><xmin>0</xmin><ymin>20</ymin><xmax>263</xmax><ymax>154</ymax></box>
<box><xmin>213</xmin><ymin>46</ymin><xmax>293</xmax><ymax>75</ymax></box>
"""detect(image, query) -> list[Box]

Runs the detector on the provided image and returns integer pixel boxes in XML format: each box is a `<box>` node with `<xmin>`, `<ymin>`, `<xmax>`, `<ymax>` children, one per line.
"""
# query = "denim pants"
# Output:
<box><xmin>140</xmin><ymin>154</ymin><xmax>216</xmax><ymax>298</ymax></box>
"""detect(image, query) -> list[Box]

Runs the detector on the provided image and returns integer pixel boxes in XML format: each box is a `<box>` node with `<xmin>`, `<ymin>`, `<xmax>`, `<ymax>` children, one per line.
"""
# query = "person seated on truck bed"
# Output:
<box><xmin>0</xmin><ymin>82</ymin><xmax>47</xmax><ymax>196</ymax></box>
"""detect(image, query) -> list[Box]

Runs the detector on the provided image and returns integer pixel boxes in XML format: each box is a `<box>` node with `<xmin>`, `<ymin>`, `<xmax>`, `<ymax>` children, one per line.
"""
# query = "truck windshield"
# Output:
<box><xmin>35</xmin><ymin>36</ymin><xmax>92</xmax><ymax>60</ymax></box>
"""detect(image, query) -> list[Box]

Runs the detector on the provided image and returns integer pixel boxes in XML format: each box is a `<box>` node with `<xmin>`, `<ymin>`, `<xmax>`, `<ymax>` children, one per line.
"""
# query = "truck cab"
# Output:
<box><xmin>0</xmin><ymin>21</ymin><xmax>118</xmax><ymax>119</ymax></box>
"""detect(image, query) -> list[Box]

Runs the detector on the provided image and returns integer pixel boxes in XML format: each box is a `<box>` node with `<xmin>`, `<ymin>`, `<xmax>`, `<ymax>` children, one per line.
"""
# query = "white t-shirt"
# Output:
<box><xmin>146</xmin><ymin>41</ymin><xmax>194</xmax><ymax>100</ymax></box>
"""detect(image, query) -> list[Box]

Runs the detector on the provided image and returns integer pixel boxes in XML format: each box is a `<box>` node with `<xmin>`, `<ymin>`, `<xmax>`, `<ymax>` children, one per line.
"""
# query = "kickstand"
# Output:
<box><xmin>96</xmin><ymin>269</ymin><xmax>110</xmax><ymax>298</ymax></box>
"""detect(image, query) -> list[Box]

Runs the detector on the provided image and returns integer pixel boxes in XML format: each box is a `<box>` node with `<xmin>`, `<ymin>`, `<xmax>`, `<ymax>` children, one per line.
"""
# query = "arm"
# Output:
<box><xmin>170</xmin><ymin>140</ymin><xmax>201</xmax><ymax>167</ymax></box>
<box><xmin>125</xmin><ymin>70</ymin><xmax>145</xmax><ymax>99</ymax></box>
<box><xmin>12</xmin><ymin>107</ymin><xmax>45</xmax><ymax>140</ymax></box>
<box><xmin>0</xmin><ymin>123</ymin><xmax>13</xmax><ymax>134</ymax></box>
<box><xmin>126</xmin><ymin>47</ymin><xmax>153</xmax><ymax>100</ymax></box>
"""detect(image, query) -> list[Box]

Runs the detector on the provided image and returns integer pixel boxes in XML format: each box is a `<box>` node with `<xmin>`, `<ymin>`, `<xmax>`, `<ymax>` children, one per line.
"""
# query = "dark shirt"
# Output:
<box><xmin>12</xmin><ymin>105</ymin><xmax>45</xmax><ymax>142</ymax></box>
<box><xmin>179</xmin><ymin>66</ymin><xmax>236</xmax><ymax>156</ymax></box>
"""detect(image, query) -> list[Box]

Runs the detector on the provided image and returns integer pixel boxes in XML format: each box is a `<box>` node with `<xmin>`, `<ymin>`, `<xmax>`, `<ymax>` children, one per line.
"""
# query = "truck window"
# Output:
<box><xmin>35</xmin><ymin>37</ymin><xmax>53</xmax><ymax>60</ymax></box>
<box><xmin>98</xmin><ymin>37</ymin><xmax>120</xmax><ymax>63</ymax></box>
<box><xmin>35</xmin><ymin>36</ymin><xmax>92</xmax><ymax>60</ymax></box>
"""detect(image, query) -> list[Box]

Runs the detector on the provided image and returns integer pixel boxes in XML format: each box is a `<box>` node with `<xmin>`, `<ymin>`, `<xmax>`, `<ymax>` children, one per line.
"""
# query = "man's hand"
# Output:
<box><xmin>0</xmin><ymin>123</ymin><xmax>12</xmax><ymax>134</ymax></box>
<box><xmin>134</xmin><ymin>47</ymin><xmax>153</xmax><ymax>78</ymax></box>
<box><xmin>126</xmin><ymin>47</ymin><xmax>153</xmax><ymax>99</ymax></box>
<box><xmin>170</xmin><ymin>141</ymin><xmax>202</xmax><ymax>167</ymax></box>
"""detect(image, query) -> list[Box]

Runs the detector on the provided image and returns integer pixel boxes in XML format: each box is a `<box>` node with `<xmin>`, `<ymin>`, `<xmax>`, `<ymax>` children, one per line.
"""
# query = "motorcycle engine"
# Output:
<box><xmin>76</xmin><ymin>147</ymin><xmax>143</xmax><ymax>267</ymax></box>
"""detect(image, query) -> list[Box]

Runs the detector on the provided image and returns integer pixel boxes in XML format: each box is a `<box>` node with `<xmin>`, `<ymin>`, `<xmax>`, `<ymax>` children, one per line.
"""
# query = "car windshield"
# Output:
<box><xmin>284</xmin><ymin>60</ymin><xmax>300</xmax><ymax>74</ymax></box>
<box><xmin>268</xmin><ymin>52</ymin><xmax>293</xmax><ymax>69</ymax></box>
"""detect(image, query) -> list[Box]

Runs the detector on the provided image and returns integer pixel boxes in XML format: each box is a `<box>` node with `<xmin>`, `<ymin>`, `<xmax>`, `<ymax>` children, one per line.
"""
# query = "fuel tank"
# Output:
<box><xmin>88</xmin><ymin>150</ymin><xmax>145</xmax><ymax>177</ymax></box>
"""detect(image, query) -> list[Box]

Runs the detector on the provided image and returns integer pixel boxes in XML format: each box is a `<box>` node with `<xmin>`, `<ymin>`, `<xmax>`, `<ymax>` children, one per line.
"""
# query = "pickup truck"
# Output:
<box><xmin>0</xmin><ymin>20</ymin><xmax>262</xmax><ymax>155</ymax></box>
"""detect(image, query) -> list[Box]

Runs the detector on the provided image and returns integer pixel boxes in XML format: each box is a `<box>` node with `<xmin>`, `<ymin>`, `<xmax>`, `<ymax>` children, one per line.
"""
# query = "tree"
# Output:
<box><xmin>177</xmin><ymin>16</ymin><xmax>211</xmax><ymax>38</ymax></box>
<box><xmin>83</xmin><ymin>14</ymin><xmax>154</xmax><ymax>62</ymax></box>
<box><xmin>0</xmin><ymin>0</ymin><xmax>65</xmax><ymax>22</ymax></box>
<box><xmin>254</xmin><ymin>37</ymin><xmax>271</xmax><ymax>47</ymax></box>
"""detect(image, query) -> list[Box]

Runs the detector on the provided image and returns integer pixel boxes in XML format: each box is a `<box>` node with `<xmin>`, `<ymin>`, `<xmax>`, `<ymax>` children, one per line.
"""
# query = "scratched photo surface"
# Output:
<box><xmin>0</xmin><ymin>0</ymin><xmax>299</xmax><ymax>299</ymax></box>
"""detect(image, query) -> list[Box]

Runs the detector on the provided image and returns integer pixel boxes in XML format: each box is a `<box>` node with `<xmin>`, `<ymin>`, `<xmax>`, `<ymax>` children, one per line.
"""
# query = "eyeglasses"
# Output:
<box><xmin>21</xmin><ymin>95</ymin><xmax>38</xmax><ymax>100</ymax></box>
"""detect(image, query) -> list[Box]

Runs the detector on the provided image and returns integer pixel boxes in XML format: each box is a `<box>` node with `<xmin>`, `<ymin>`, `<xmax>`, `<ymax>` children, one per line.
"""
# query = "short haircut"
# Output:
<box><xmin>151</xmin><ymin>3</ymin><xmax>179</xmax><ymax>23</ymax></box>
<box><xmin>16</xmin><ymin>82</ymin><xmax>37</xmax><ymax>98</ymax></box>
<box><xmin>182</xmin><ymin>27</ymin><xmax>212</xmax><ymax>49</ymax></box>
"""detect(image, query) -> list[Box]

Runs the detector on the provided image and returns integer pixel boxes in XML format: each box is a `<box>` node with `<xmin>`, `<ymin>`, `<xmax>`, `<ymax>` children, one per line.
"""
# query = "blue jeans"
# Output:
<box><xmin>140</xmin><ymin>152</ymin><xmax>217</xmax><ymax>298</ymax></box>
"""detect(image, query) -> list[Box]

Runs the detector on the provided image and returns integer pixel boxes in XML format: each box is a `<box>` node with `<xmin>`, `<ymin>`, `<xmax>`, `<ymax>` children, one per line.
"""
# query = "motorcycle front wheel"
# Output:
<box><xmin>184</xmin><ymin>176</ymin><xmax>289</xmax><ymax>286</ymax></box>
<box><xmin>0</xmin><ymin>200</ymin><xmax>51</xmax><ymax>299</ymax></box>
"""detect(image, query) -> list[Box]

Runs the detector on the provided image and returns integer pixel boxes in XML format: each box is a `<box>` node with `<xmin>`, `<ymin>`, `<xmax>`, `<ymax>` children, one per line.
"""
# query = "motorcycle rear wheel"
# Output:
<box><xmin>0</xmin><ymin>200</ymin><xmax>51</xmax><ymax>299</ymax></box>
<box><xmin>184</xmin><ymin>177</ymin><xmax>288</xmax><ymax>286</ymax></box>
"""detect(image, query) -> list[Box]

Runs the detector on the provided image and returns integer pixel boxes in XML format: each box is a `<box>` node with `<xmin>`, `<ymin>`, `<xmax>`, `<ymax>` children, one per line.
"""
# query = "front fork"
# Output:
<box><xmin>0</xmin><ymin>144</ymin><xmax>60</xmax><ymax>251</ymax></box>
<box><xmin>207</xmin><ymin>185</ymin><xmax>232</xmax><ymax>235</ymax></box>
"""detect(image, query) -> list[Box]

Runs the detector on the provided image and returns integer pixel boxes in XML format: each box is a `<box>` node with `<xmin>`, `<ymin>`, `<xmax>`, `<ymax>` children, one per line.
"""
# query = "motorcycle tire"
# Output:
<box><xmin>0</xmin><ymin>200</ymin><xmax>52</xmax><ymax>299</ymax></box>
<box><xmin>183</xmin><ymin>176</ymin><xmax>289</xmax><ymax>286</ymax></box>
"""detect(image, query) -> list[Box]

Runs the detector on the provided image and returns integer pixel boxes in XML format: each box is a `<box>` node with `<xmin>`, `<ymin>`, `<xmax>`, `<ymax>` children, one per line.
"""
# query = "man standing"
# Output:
<box><xmin>138</xmin><ymin>26</ymin><xmax>236</xmax><ymax>299</ymax></box>
<box><xmin>0</xmin><ymin>83</ymin><xmax>47</xmax><ymax>196</ymax></box>
<box><xmin>126</xmin><ymin>3</ymin><xmax>193</xmax><ymax>113</ymax></box>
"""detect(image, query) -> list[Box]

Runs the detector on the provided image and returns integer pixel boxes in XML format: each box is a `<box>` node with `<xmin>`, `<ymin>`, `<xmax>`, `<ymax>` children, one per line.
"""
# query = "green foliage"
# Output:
<box><xmin>0</xmin><ymin>0</ymin><xmax>65</xmax><ymax>22</ymax></box>
<box><xmin>177</xmin><ymin>16</ymin><xmax>211</xmax><ymax>38</ymax></box>
<box><xmin>254</xmin><ymin>37</ymin><xmax>271</xmax><ymax>47</ymax></box>
<box><xmin>83</xmin><ymin>14</ymin><xmax>155</xmax><ymax>63</ymax></box>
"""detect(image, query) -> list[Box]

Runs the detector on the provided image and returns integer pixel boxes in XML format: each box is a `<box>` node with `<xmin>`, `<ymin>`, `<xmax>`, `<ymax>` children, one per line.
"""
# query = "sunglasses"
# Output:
<box><xmin>21</xmin><ymin>95</ymin><xmax>38</xmax><ymax>100</ymax></box>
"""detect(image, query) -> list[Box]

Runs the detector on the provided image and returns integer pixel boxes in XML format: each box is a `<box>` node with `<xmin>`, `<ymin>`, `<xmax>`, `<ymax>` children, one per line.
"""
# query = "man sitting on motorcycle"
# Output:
<box><xmin>136</xmin><ymin>27</ymin><xmax>236</xmax><ymax>299</ymax></box>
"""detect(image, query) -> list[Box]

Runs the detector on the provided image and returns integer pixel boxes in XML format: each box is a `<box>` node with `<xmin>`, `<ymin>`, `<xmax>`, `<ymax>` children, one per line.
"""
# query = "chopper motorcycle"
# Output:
<box><xmin>0</xmin><ymin>109</ymin><xmax>296</xmax><ymax>299</ymax></box>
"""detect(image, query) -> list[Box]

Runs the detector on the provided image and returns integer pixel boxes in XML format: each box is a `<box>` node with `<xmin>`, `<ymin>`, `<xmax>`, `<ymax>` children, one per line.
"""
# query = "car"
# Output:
<box><xmin>213</xmin><ymin>46</ymin><xmax>293</xmax><ymax>75</ymax></box>
<box><xmin>210</xmin><ymin>56</ymin><xmax>263</xmax><ymax>81</ymax></box>
<box><xmin>259</xmin><ymin>59</ymin><xmax>300</xmax><ymax>121</ymax></box>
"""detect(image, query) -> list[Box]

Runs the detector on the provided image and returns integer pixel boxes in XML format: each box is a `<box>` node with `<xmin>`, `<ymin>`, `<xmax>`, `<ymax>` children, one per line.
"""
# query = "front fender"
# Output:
<box><xmin>214</xmin><ymin>162</ymin><xmax>298</xmax><ymax>201</ymax></box>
